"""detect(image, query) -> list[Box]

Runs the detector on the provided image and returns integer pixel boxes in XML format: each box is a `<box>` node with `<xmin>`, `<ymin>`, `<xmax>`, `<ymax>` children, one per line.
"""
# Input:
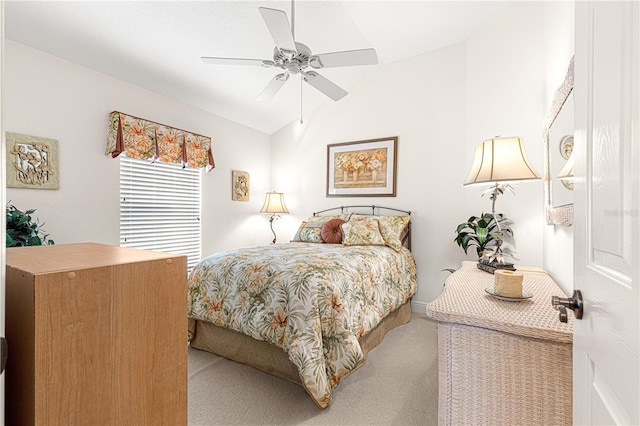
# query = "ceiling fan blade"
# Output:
<box><xmin>257</xmin><ymin>73</ymin><xmax>289</xmax><ymax>101</ymax></box>
<box><xmin>259</xmin><ymin>7</ymin><xmax>297</xmax><ymax>54</ymax></box>
<box><xmin>302</xmin><ymin>71</ymin><xmax>347</xmax><ymax>101</ymax></box>
<box><xmin>201</xmin><ymin>57</ymin><xmax>274</xmax><ymax>67</ymax></box>
<box><xmin>309</xmin><ymin>48</ymin><xmax>378</xmax><ymax>69</ymax></box>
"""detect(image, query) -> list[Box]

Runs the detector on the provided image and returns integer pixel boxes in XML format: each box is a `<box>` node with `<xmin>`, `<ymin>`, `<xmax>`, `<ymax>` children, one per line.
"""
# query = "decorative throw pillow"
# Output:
<box><xmin>341</xmin><ymin>219</ymin><xmax>385</xmax><ymax>246</ymax></box>
<box><xmin>295</xmin><ymin>214</ymin><xmax>353</xmax><ymax>243</ymax></box>
<box><xmin>321</xmin><ymin>219</ymin><xmax>345</xmax><ymax>244</ymax></box>
<box><xmin>298</xmin><ymin>221</ymin><xmax>325</xmax><ymax>243</ymax></box>
<box><xmin>376</xmin><ymin>215</ymin><xmax>410</xmax><ymax>251</ymax></box>
<box><xmin>291</xmin><ymin>221</ymin><xmax>308</xmax><ymax>242</ymax></box>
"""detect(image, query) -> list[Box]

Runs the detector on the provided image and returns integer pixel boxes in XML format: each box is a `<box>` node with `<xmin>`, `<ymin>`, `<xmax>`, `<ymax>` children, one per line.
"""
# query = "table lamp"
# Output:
<box><xmin>260</xmin><ymin>191</ymin><xmax>289</xmax><ymax>244</ymax></box>
<box><xmin>557</xmin><ymin>153</ymin><xmax>575</xmax><ymax>190</ymax></box>
<box><xmin>464</xmin><ymin>136</ymin><xmax>540</xmax><ymax>269</ymax></box>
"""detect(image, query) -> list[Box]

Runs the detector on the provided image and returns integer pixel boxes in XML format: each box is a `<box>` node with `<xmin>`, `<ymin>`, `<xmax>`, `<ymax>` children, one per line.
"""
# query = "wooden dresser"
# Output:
<box><xmin>426</xmin><ymin>261</ymin><xmax>573</xmax><ymax>426</ymax></box>
<box><xmin>5</xmin><ymin>243</ymin><xmax>188</xmax><ymax>425</ymax></box>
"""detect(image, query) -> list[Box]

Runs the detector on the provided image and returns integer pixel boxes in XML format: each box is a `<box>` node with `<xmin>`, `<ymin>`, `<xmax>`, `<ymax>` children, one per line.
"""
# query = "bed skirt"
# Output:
<box><xmin>188</xmin><ymin>300</ymin><xmax>412</xmax><ymax>387</ymax></box>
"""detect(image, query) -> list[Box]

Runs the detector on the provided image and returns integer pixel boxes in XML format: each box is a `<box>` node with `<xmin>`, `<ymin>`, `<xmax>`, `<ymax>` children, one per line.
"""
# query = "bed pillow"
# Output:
<box><xmin>349</xmin><ymin>214</ymin><xmax>410</xmax><ymax>251</ymax></box>
<box><xmin>291</xmin><ymin>221</ymin><xmax>308</xmax><ymax>242</ymax></box>
<box><xmin>376</xmin><ymin>215</ymin><xmax>411</xmax><ymax>251</ymax></box>
<box><xmin>295</xmin><ymin>214</ymin><xmax>352</xmax><ymax>243</ymax></box>
<box><xmin>321</xmin><ymin>218</ymin><xmax>345</xmax><ymax>244</ymax></box>
<box><xmin>341</xmin><ymin>218</ymin><xmax>386</xmax><ymax>246</ymax></box>
<box><xmin>298</xmin><ymin>221</ymin><xmax>325</xmax><ymax>243</ymax></box>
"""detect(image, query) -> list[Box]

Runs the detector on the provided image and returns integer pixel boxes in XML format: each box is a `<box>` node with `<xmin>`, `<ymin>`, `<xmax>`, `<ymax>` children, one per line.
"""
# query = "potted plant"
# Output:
<box><xmin>6</xmin><ymin>203</ymin><xmax>55</xmax><ymax>247</ymax></box>
<box><xmin>454</xmin><ymin>213</ymin><xmax>512</xmax><ymax>258</ymax></box>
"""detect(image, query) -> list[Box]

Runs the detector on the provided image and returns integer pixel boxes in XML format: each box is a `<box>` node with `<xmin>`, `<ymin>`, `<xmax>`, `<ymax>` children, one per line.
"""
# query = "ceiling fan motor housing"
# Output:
<box><xmin>273</xmin><ymin>42</ymin><xmax>313</xmax><ymax>74</ymax></box>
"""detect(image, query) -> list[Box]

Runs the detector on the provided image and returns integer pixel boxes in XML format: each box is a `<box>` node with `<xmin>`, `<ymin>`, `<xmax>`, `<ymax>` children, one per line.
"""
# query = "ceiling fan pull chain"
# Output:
<box><xmin>300</xmin><ymin>74</ymin><xmax>304</xmax><ymax>124</ymax></box>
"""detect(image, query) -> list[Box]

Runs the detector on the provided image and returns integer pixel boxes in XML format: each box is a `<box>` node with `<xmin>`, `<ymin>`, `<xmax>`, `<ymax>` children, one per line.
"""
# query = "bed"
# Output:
<box><xmin>187</xmin><ymin>206</ymin><xmax>417</xmax><ymax>408</ymax></box>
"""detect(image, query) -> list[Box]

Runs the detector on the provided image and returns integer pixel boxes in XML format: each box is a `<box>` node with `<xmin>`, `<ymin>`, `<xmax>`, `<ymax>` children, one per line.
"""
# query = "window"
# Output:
<box><xmin>120</xmin><ymin>156</ymin><xmax>201</xmax><ymax>271</ymax></box>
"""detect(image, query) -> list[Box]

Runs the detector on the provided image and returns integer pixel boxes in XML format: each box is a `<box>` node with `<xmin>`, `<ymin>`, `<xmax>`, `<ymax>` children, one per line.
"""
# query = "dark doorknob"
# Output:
<box><xmin>551</xmin><ymin>289</ymin><xmax>584</xmax><ymax>323</ymax></box>
<box><xmin>0</xmin><ymin>337</ymin><xmax>7</xmax><ymax>375</ymax></box>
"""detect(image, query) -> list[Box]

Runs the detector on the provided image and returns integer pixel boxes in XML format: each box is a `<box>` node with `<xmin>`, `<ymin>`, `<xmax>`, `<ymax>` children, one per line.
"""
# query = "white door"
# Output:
<box><xmin>573</xmin><ymin>1</ymin><xmax>640</xmax><ymax>424</ymax></box>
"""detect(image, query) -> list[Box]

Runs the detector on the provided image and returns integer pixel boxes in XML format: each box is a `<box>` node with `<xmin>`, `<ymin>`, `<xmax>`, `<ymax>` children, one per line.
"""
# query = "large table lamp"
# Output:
<box><xmin>260</xmin><ymin>191</ymin><xmax>289</xmax><ymax>244</ymax></box>
<box><xmin>464</xmin><ymin>136</ymin><xmax>540</xmax><ymax>267</ymax></box>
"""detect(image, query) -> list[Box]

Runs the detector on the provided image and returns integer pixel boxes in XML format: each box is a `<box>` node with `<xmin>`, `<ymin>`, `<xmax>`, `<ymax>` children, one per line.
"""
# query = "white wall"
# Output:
<box><xmin>5</xmin><ymin>1</ymin><xmax>576</xmax><ymax>306</ymax></box>
<box><xmin>5</xmin><ymin>40</ymin><xmax>272</xmax><ymax>259</ymax></box>
<box><xmin>468</xmin><ymin>2</ymin><xmax>576</xmax><ymax>297</ymax></box>
<box><xmin>542</xmin><ymin>1</ymin><xmax>575</xmax><ymax>295</ymax></box>
<box><xmin>272</xmin><ymin>42</ymin><xmax>470</xmax><ymax>309</ymax></box>
<box><xmin>272</xmin><ymin>2</ymin><xmax>552</xmax><ymax>308</ymax></box>
<box><xmin>465</xmin><ymin>1</ymin><xmax>546</xmax><ymax>270</ymax></box>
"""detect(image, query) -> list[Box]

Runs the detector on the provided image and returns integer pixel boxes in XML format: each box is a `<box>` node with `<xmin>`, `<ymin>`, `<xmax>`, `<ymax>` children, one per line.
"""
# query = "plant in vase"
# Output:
<box><xmin>336</xmin><ymin>153</ymin><xmax>353</xmax><ymax>182</ymax></box>
<box><xmin>454</xmin><ymin>213</ymin><xmax>514</xmax><ymax>260</ymax></box>
<box><xmin>6</xmin><ymin>203</ymin><xmax>55</xmax><ymax>247</ymax></box>
<box><xmin>368</xmin><ymin>150</ymin><xmax>385</xmax><ymax>183</ymax></box>
<box><xmin>352</xmin><ymin>152</ymin><xmax>368</xmax><ymax>181</ymax></box>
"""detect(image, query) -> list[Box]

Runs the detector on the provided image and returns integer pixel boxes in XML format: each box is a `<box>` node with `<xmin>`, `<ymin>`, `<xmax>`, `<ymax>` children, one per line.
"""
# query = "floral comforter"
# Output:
<box><xmin>187</xmin><ymin>242</ymin><xmax>417</xmax><ymax>408</ymax></box>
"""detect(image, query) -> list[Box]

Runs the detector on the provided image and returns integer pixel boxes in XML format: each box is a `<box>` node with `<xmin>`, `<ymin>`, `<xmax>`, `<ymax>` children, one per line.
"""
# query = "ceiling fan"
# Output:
<box><xmin>201</xmin><ymin>2</ymin><xmax>378</xmax><ymax>103</ymax></box>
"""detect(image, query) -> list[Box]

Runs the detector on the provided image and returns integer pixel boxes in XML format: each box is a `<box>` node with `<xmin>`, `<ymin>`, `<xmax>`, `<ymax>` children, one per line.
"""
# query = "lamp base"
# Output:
<box><xmin>268</xmin><ymin>214</ymin><xmax>277</xmax><ymax>244</ymax></box>
<box><xmin>477</xmin><ymin>259</ymin><xmax>516</xmax><ymax>275</ymax></box>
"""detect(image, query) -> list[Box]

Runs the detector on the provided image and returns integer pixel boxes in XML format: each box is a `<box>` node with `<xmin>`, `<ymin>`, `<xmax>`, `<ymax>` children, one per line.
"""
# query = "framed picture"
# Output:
<box><xmin>6</xmin><ymin>132</ymin><xmax>59</xmax><ymax>190</ymax></box>
<box><xmin>232</xmin><ymin>170</ymin><xmax>250</xmax><ymax>201</ymax></box>
<box><xmin>327</xmin><ymin>137</ymin><xmax>397</xmax><ymax>197</ymax></box>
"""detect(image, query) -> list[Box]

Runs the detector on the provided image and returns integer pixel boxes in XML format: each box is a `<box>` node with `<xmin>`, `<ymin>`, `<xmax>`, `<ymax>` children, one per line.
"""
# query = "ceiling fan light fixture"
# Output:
<box><xmin>302</xmin><ymin>71</ymin><xmax>316</xmax><ymax>82</ymax></box>
<box><xmin>309</xmin><ymin>56</ymin><xmax>323</xmax><ymax>69</ymax></box>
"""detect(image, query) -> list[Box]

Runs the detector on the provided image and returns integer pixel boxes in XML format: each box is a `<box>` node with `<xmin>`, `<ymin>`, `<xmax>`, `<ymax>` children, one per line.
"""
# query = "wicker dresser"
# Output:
<box><xmin>426</xmin><ymin>261</ymin><xmax>573</xmax><ymax>425</ymax></box>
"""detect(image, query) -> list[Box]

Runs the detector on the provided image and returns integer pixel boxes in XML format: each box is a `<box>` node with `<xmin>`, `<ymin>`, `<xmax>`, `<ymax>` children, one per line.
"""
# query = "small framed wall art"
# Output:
<box><xmin>327</xmin><ymin>137</ymin><xmax>397</xmax><ymax>197</ymax></box>
<box><xmin>232</xmin><ymin>170</ymin><xmax>250</xmax><ymax>201</ymax></box>
<box><xmin>6</xmin><ymin>132</ymin><xmax>59</xmax><ymax>190</ymax></box>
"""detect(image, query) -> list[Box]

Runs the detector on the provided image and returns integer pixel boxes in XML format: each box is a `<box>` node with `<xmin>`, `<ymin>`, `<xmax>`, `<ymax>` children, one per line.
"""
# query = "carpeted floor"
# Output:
<box><xmin>188</xmin><ymin>313</ymin><xmax>438</xmax><ymax>425</ymax></box>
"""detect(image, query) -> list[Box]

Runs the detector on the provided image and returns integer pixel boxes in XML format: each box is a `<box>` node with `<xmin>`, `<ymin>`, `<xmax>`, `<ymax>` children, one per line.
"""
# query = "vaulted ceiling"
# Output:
<box><xmin>5</xmin><ymin>1</ymin><xmax>510</xmax><ymax>134</ymax></box>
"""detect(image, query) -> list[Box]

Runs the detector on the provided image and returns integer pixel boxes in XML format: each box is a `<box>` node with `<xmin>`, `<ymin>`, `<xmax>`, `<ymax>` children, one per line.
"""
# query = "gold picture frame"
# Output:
<box><xmin>232</xmin><ymin>170</ymin><xmax>250</xmax><ymax>201</ymax></box>
<box><xmin>327</xmin><ymin>137</ymin><xmax>397</xmax><ymax>197</ymax></box>
<box><xmin>6</xmin><ymin>132</ymin><xmax>59</xmax><ymax>190</ymax></box>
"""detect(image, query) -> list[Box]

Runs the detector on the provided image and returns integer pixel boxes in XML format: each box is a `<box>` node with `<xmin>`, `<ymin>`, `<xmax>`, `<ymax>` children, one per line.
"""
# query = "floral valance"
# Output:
<box><xmin>106</xmin><ymin>111</ymin><xmax>215</xmax><ymax>172</ymax></box>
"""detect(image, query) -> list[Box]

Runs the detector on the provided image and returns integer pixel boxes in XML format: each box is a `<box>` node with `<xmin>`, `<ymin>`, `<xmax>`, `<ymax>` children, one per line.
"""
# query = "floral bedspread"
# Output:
<box><xmin>187</xmin><ymin>242</ymin><xmax>417</xmax><ymax>408</ymax></box>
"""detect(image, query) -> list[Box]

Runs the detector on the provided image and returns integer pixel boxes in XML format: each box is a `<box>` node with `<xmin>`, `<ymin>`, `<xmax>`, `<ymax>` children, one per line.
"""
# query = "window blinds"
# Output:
<box><xmin>120</xmin><ymin>156</ymin><xmax>202</xmax><ymax>272</ymax></box>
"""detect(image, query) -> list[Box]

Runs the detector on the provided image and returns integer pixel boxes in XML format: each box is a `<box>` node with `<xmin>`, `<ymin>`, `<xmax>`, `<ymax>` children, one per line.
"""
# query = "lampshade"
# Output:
<box><xmin>464</xmin><ymin>136</ymin><xmax>541</xmax><ymax>185</ymax></box>
<box><xmin>556</xmin><ymin>154</ymin><xmax>574</xmax><ymax>180</ymax></box>
<box><xmin>260</xmin><ymin>191</ymin><xmax>289</xmax><ymax>214</ymax></box>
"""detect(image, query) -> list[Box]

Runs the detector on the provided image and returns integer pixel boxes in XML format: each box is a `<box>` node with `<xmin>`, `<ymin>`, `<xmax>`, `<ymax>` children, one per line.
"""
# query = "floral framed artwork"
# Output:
<box><xmin>232</xmin><ymin>170</ymin><xmax>250</xmax><ymax>201</ymax></box>
<box><xmin>327</xmin><ymin>137</ymin><xmax>397</xmax><ymax>197</ymax></box>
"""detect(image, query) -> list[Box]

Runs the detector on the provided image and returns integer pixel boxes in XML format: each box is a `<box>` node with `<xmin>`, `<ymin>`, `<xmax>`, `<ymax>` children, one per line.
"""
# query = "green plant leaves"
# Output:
<box><xmin>5</xmin><ymin>204</ymin><xmax>55</xmax><ymax>247</ymax></box>
<box><xmin>454</xmin><ymin>212</ymin><xmax>513</xmax><ymax>257</ymax></box>
<box><xmin>476</xmin><ymin>227</ymin><xmax>488</xmax><ymax>243</ymax></box>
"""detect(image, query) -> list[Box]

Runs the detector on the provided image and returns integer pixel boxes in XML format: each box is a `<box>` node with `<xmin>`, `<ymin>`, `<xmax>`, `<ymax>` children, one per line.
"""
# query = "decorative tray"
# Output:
<box><xmin>485</xmin><ymin>287</ymin><xmax>532</xmax><ymax>302</ymax></box>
